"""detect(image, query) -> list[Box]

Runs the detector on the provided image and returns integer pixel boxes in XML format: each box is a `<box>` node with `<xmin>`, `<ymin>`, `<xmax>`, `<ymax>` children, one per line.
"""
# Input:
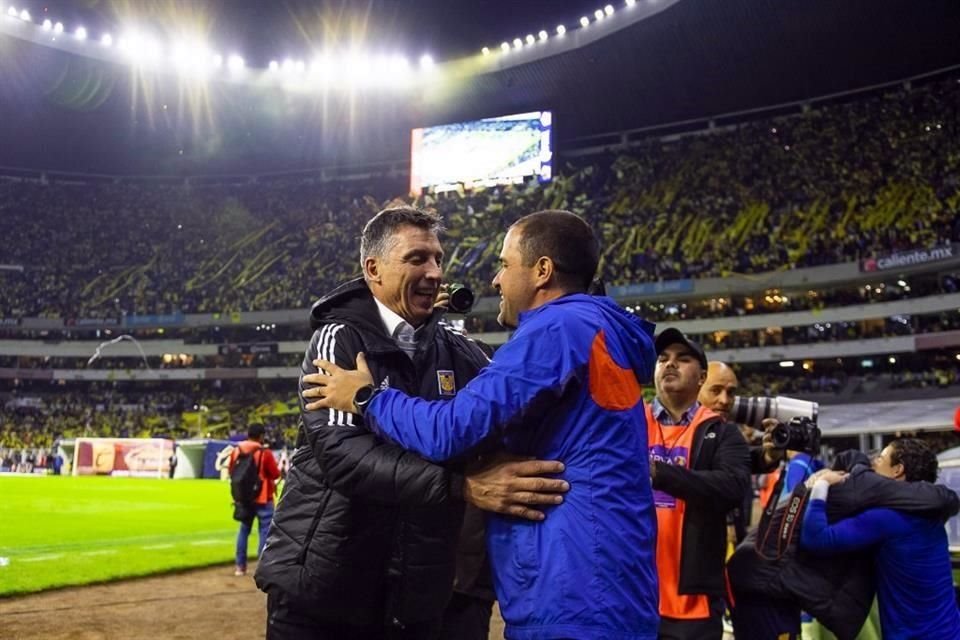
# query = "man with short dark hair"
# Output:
<box><xmin>647</xmin><ymin>331</ymin><xmax>751</xmax><ymax>639</ymax></box>
<box><xmin>307</xmin><ymin>209</ymin><xmax>661</xmax><ymax>639</ymax></box>
<box><xmin>255</xmin><ymin>207</ymin><xmax>569</xmax><ymax>640</ymax></box>
<box><xmin>801</xmin><ymin>439</ymin><xmax>960</xmax><ymax>639</ymax></box>
<box><xmin>229</xmin><ymin>424</ymin><xmax>280</xmax><ymax>577</ymax></box>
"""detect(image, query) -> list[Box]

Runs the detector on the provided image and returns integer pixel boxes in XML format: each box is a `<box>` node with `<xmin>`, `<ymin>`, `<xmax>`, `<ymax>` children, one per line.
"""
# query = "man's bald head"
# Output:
<box><xmin>699</xmin><ymin>361</ymin><xmax>739</xmax><ymax>421</ymax></box>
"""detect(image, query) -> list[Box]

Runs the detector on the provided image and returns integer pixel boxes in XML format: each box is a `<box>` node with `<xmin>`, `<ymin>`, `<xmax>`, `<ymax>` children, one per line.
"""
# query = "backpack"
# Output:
<box><xmin>230</xmin><ymin>446</ymin><xmax>263</xmax><ymax>522</ymax></box>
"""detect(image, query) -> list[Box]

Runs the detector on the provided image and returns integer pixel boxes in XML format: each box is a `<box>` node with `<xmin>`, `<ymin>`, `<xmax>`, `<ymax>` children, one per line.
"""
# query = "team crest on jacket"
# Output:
<box><xmin>437</xmin><ymin>370</ymin><xmax>456</xmax><ymax>396</ymax></box>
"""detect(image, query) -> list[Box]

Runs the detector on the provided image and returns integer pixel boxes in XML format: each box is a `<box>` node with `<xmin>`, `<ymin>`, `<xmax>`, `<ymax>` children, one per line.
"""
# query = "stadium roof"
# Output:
<box><xmin>1</xmin><ymin>0</ymin><xmax>959</xmax><ymax>175</ymax></box>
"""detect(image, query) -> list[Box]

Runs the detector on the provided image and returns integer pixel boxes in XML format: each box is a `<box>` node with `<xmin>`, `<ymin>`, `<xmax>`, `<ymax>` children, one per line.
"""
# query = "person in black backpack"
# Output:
<box><xmin>229</xmin><ymin>424</ymin><xmax>280</xmax><ymax>577</ymax></box>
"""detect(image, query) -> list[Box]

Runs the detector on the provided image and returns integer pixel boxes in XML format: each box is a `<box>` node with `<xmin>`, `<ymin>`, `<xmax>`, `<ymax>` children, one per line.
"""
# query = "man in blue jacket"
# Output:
<box><xmin>305</xmin><ymin>210</ymin><xmax>661</xmax><ymax>640</ymax></box>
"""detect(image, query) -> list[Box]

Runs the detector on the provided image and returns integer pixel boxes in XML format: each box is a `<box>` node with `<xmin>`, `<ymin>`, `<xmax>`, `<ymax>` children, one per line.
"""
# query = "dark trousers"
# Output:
<box><xmin>439</xmin><ymin>593</ymin><xmax>493</xmax><ymax>640</ymax></box>
<box><xmin>267</xmin><ymin>593</ymin><xmax>442</xmax><ymax>640</ymax></box>
<box><xmin>658</xmin><ymin>597</ymin><xmax>725</xmax><ymax>640</ymax></box>
<box><xmin>729</xmin><ymin>591</ymin><xmax>801</xmax><ymax>640</ymax></box>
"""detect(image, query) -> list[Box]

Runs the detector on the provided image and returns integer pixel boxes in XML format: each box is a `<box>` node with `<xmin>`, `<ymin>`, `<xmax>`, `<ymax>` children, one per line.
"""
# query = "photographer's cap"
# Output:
<box><xmin>655</xmin><ymin>328</ymin><xmax>708</xmax><ymax>370</ymax></box>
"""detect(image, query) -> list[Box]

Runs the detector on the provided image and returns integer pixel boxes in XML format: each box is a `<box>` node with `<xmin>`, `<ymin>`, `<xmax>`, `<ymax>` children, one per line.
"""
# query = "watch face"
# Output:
<box><xmin>354</xmin><ymin>385</ymin><xmax>375</xmax><ymax>405</ymax></box>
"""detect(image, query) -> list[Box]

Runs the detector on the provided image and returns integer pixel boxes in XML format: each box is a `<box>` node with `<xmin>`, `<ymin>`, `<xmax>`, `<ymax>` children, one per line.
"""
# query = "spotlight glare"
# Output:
<box><xmin>101</xmin><ymin>33</ymin><xmax>112</xmax><ymax>47</ymax></box>
<box><xmin>594</xmin><ymin>9</ymin><xmax>604</xmax><ymax>20</ymax></box>
<box><xmin>19</xmin><ymin>8</ymin><xmax>29</xmax><ymax>21</ymax></box>
<box><xmin>556</xmin><ymin>24</ymin><xmax>566</xmax><ymax>35</ymax></box>
<box><xmin>294</xmin><ymin>59</ymin><xmax>305</xmax><ymax>73</ymax></box>
<box><xmin>525</xmin><ymin>34</ymin><xmax>535</xmax><ymax>45</ymax></box>
<box><xmin>53</xmin><ymin>21</ymin><xmax>63</xmax><ymax>34</ymax></box>
<box><xmin>481</xmin><ymin>46</ymin><xmax>490</xmax><ymax>56</ymax></box>
<box><xmin>6</xmin><ymin>7</ymin><xmax>17</xmax><ymax>18</ymax></box>
<box><xmin>419</xmin><ymin>53</ymin><xmax>434</xmax><ymax>69</ymax></box>
<box><xmin>42</xmin><ymin>19</ymin><xmax>52</xmax><ymax>31</ymax></box>
<box><xmin>604</xmin><ymin>4</ymin><xmax>614</xmax><ymax>15</ymax></box>
<box><xmin>268</xmin><ymin>60</ymin><xmax>279</xmax><ymax>72</ymax></box>
<box><xmin>212</xmin><ymin>53</ymin><xmax>223</xmax><ymax>68</ymax></box>
<box><xmin>500</xmin><ymin>41</ymin><xmax>510</xmax><ymax>52</ymax></box>
<box><xmin>75</xmin><ymin>26</ymin><xmax>87</xmax><ymax>41</ymax></box>
<box><xmin>512</xmin><ymin>37</ymin><xmax>522</xmax><ymax>49</ymax></box>
<box><xmin>538</xmin><ymin>30</ymin><xmax>548</xmax><ymax>41</ymax></box>
<box><xmin>579</xmin><ymin>16</ymin><xmax>590</xmax><ymax>27</ymax></box>
<box><xmin>227</xmin><ymin>54</ymin><xmax>244</xmax><ymax>72</ymax></box>
<box><xmin>626</xmin><ymin>0</ymin><xmax>636</xmax><ymax>5</ymax></box>
<box><xmin>282</xmin><ymin>58</ymin><xmax>295</xmax><ymax>74</ymax></box>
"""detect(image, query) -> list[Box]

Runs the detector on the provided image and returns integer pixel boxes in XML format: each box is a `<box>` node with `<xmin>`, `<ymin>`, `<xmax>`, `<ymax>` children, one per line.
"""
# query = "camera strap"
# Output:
<box><xmin>755</xmin><ymin>469</ymin><xmax>810</xmax><ymax>561</ymax></box>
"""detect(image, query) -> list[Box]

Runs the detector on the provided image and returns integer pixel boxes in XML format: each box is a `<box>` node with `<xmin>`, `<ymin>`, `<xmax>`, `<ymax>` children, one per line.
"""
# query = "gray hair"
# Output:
<box><xmin>360</xmin><ymin>207</ymin><xmax>444</xmax><ymax>264</ymax></box>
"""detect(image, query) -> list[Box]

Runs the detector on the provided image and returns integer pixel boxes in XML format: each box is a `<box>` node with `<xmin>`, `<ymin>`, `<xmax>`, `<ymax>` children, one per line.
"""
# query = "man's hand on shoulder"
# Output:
<box><xmin>463</xmin><ymin>453</ymin><xmax>569</xmax><ymax>522</ymax></box>
<box><xmin>303</xmin><ymin>353</ymin><xmax>374</xmax><ymax>413</ymax></box>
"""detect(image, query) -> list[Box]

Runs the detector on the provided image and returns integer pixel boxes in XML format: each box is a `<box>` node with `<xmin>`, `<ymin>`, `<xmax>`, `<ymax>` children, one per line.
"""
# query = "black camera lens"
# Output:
<box><xmin>447</xmin><ymin>284</ymin><xmax>475</xmax><ymax>314</ymax></box>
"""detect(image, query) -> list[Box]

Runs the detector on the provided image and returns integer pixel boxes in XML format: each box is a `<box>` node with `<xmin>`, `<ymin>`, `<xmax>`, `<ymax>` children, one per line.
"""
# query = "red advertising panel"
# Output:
<box><xmin>73</xmin><ymin>438</ymin><xmax>173</xmax><ymax>477</ymax></box>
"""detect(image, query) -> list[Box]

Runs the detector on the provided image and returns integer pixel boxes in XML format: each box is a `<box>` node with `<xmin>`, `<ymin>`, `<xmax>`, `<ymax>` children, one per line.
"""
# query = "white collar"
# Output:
<box><xmin>374</xmin><ymin>297</ymin><xmax>414</xmax><ymax>338</ymax></box>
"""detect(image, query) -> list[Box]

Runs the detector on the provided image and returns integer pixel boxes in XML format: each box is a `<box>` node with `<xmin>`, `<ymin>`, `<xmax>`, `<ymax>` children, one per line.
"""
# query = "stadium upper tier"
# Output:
<box><xmin>1</xmin><ymin>74</ymin><xmax>958</xmax><ymax>321</ymax></box>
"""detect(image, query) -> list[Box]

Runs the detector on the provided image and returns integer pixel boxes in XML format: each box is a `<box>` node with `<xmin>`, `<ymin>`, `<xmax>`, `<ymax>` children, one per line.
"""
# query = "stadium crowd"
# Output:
<box><xmin>0</xmin><ymin>75</ymin><xmax>958</xmax><ymax>320</ymax></box>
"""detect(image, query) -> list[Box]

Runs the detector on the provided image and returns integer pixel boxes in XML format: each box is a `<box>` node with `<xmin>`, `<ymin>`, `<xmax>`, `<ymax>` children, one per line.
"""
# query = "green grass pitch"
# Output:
<box><xmin>0</xmin><ymin>475</ymin><xmax>250</xmax><ymax>597</ymax></box>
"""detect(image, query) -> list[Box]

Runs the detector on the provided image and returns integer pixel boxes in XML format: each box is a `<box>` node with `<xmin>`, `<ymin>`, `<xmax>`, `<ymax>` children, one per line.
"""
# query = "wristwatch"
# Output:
<box><xmin>352</xmin><ymin>384</ymin><xmax>378</xmax><ymax>416</ymax></box>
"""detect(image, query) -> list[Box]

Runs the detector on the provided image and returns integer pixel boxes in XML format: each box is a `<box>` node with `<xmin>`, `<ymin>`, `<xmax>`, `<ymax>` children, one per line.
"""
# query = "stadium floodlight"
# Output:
<box><xmin>294</xmin><ymin>59</ymin><xmax>305</xmax><ymax>73</ymax></box>
<box><xmin>500</xmin><ymin>41</ymin><xmax>510</xmax><ymax>52</ymax></box>
<box><xmin>594</xmin><ymin>9</ymin><xmax>604</xmax><ymax>20</ymax></box>
<box><xmin>212</xmin><ymin>53</ymin><xmax>223</xmax><ymax>68</ymax></box>
<box><xmin>538</xmin><ymin>30</ymin><xmax>548</xmax><ymax>41</ymax></box>
<box><xmin>605</xmin><ymin>4</ymin><xmax>615</xmax><ymax>15</ymax></box>
<box><xmin>42</xmin><ymin>19</ymin><xmax>52</xmax><ymax>30</ymax></box>
<box><xmin>556</xmin><ymin>24</ymin><xmax>566</xmax><ymax>36</ymax></box>
<box><xmin>268</xmin><ymin>59</ymin><xmax>279</xmax><ymax>72</ymax></box>
<box><xmin>227</xmin><ymin>54</ymin><xmax>244</xmax><ymax>72</ymax></box>
<box><xmin>512</xmin><ymin>37</ymin><xmax>522</xmax><ymax>49</ymax></box>
<box><xmin>579</xmin><ymin>16</ymin><xmax>590</xmax><ymax>27</ymax></box>
<box><xmin>101</xmin><ymin>33</ymin><xmax>112</xmax><ymax>47</ymax></box>
<box><xmin>481</xmin><ymin>46</ymin><xmax>490</xmax><ymax>56</ymax></box>
<box><xmin>18</xmin><ymin>8</ymin><xmax>28</xmax><ymax>21</ymax></box>
<box><xmin>53</xmin><ymin>21</ymin><xmax>63</xmax><ymax>34</ymax></box>
<box><xmin>625</xmin><ymin>0</ymin><xmax>636</xmax><ymax>6</ymax></box>
<box><xmin>75</xmin><ymin>26</ymin><xmax>87</xmax><ymax>40</ymax></box>
<box><xmin>6</xmin><ymin>7</ymin><xmax>16</xmax><ymax>18</ymax></box>
<box><xmin>389</xmin><ymin>54</ymin><xmax>409</xmax><ymax>72</ymax></box>
<box><xmin>282</xmin><ymin>58</ymin><xmax>295</xmax><ymax>74</ymax></box>
<box><xmin>525</xmin><ymin>34</ymin><xmax>535</xmax><ymax>45</ymax></box>
<box><xmin>419</xmin><ymin>53</ymin><xmax>434</xmax><ymax>69</ymax></box>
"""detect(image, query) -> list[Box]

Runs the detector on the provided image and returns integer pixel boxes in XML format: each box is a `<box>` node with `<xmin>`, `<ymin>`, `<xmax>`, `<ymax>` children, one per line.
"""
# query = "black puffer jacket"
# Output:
<box><xmin>254</xmin><ymin>279</ymin><xmax>490</xmax><ymax>626</ymax></box>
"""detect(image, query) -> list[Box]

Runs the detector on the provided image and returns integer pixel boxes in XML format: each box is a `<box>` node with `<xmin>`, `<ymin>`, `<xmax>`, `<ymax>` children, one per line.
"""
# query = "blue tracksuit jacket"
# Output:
<box><xmin>365</xmin><ymin>294</ymin><xmax>660</xmax><ymax>640</ymax></box>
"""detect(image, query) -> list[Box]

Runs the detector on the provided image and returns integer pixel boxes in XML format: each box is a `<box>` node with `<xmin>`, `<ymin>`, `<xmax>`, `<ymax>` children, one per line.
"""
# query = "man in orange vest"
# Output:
<box><xmin>648</xmin><ymin>330</ymin><xmax>751</xmax><ymax>639</ymax></box>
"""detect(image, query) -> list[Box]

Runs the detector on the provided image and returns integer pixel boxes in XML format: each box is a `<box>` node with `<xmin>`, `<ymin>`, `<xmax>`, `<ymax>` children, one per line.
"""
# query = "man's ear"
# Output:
<box><xmin>892</xmin><ymin>462</ymin><xmax>906</xmax><ymax>481</ymax></box>
<box><xmin>364</xmin><ymin>257</ymin><xmax>382</xmax><ymax>284</ymax></box>
<box><xmin>534</xmin><ymin>256</ymin><xmax>555</xmax><ymax>288</ymax></box>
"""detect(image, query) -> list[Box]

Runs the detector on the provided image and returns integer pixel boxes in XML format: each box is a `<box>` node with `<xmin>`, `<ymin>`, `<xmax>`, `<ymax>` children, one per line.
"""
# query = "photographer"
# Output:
<box><xmin>698</xmin><ymin>362</ymin><xmax>786</xmax><ymax>544</ymax></box>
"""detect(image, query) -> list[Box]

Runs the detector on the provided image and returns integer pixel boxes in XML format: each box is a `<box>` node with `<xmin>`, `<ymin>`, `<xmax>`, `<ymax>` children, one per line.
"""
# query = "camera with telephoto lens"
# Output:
<box><xmin>731</xmin><ymin>395</ymin><xmax>821</xmax><ymax>453</ymax></box>
<box><xmin>446</xmin><ymin>283</ymin><xmax>475</xmax><ymax>314</ymax></box>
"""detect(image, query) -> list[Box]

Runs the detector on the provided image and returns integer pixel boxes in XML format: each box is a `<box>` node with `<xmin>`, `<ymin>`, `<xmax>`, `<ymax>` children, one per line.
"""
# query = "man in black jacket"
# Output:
<box><xmin>255</xmin><ymin>207</ymin><xmax>568</xmax><ymax>640</ymax></box>
<box><xmin>646</xmin><ymin>329</ymin><xmax>752</xmax><ymax>640</ymax></box>
<box><xmin>728</xmin><ymin>449</ymin><xmax>959</xmax><ymax>640</ymax></box>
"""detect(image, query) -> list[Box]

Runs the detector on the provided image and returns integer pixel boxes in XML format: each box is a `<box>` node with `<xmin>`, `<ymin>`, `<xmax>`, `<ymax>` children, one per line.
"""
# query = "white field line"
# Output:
<box><xmin>18</xmin><ymin>554</ymin><xmax>65</xmax><ymax>563</ymax></box>
<box><xmin>188</xmin><ymin>539</ymin><xmax>225</xmax><ymax>546</ymax></box>
<box><xmin>79</xmin><ymin>549</ymin><xmax>118</xmax><ymax>557</ymax></box>
<box><xmin>141</xmin><ymin>544</ymin><xmax>175</xmax><ymax>550</ymax></box>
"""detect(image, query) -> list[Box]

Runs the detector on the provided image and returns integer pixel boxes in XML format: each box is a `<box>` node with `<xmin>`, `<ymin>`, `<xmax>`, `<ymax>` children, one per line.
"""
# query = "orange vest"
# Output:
<box><xmin>646</xmin><ymin>403</ymin><xmax>717</xmax><ymax>620</ymax></box>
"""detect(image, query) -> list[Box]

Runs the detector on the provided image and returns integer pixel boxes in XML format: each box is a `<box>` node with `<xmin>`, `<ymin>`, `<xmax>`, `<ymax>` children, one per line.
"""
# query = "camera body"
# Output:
<box><xmin>730</xmin><ymin>395</ymin><xmax>821</xmax><ymax>454</ymax></box>
<box><xmin>770</xmin><ymin>416</ymin><xmax>821</xmax><ymax>454</ymax></box>
<box><xmin>446</xmin><ymin>283</ymin><xmax>475</xmax><ymax>314</ymax></box>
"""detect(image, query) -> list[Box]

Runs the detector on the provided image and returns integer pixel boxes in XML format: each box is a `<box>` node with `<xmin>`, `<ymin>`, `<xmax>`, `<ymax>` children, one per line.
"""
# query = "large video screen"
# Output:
<box><xmin>410</xmin><ymin>111</ymin><xmax>552</xmax><ymax>195</ymax></box>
